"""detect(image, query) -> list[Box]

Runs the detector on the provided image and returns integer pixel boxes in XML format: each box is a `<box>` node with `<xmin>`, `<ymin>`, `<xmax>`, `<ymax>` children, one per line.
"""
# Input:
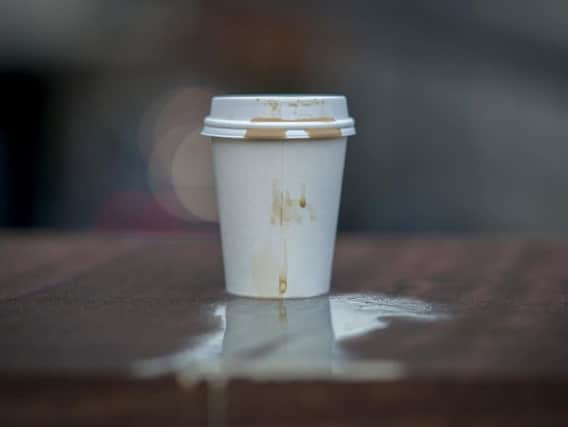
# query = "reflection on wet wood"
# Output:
<box><xmin>1</xmin><ymin>230</ymin><xmax>568</xmax><ymax>425</ymax></box>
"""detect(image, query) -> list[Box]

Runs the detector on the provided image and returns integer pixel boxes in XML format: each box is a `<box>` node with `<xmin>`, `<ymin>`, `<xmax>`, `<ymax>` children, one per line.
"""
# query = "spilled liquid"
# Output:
<box><xmin>132</xmin><ymin>293</ymin><xmax>449</xmax><ymax>380</ymax></box>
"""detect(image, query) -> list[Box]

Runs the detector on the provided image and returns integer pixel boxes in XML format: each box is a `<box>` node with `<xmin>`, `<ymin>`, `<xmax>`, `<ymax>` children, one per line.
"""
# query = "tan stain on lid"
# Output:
<box><xmin>245</xmin><ymin>128</ymin><xmax>286</xmax><ymax>139</ymax></box>
<box><xmin>246</xmin><ymin>120</ymin><xmax>342</xmax><ymax>140</ymax></box>
<box><xmin>251</xmin><ymin>117</ymin><xmax>335</xmax><ymax>122</ymax></box>
<box><xmin>288</xmin><ymin>99</ymin><xmax>323</xmax><ymax>107</ymax></box>
<box><xmin>257</xmin><ymin>99</ymin><xmax>281</xmax><ymax>114</ymax></box>
<box><xmin>306</xmin><ymin>128</ymin><xmax>342</xmax><ymax>139</ymax></box>
<box><xmin>267</xmin><ymin>100</ymin><xmax>280</xmax><ymax>111</ymax></box>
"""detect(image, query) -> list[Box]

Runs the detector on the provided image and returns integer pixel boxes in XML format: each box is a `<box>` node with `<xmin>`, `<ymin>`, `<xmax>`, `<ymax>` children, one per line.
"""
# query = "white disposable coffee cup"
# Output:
<box><xmin>202</xmin><ymin>95</ymin><xmax>355</xmax><ymax>298</ymax></box>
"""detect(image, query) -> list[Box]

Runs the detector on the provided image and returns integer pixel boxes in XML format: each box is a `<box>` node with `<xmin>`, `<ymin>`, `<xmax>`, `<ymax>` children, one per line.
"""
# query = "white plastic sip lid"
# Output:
<box><xmin>201</xmin><ymin>95</ymin><xmax>356</xmax><ymax>140</ymax></box>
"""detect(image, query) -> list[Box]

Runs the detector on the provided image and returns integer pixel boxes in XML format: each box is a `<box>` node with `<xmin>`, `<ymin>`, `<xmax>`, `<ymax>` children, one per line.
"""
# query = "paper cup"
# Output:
<box><xmin>202</xmin><ymin>95</ymin><xmax>355</xmax><ymax>298</ymax></box>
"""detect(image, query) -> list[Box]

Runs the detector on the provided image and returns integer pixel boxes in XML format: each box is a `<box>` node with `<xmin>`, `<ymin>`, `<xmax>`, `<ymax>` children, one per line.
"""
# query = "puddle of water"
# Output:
<box><xmin>132</xmin><ymin>293</ymin><xmax>448</xmax><ymax>380</ymax></box>
<box><xmin>331</xmin><ymin>293</ymin><xmax>445</xmax><ymax>340</ymax></box>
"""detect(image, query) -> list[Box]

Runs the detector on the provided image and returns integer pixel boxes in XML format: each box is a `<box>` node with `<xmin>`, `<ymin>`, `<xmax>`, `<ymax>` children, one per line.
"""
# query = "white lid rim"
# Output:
<box><xmin>212</xmin><ymin>94</ymin><xmax>346</xmax><ymax>100</ymax></box>
<box><xmin>201</xmin><ymin>126</ymin><xmax>356</xmax><ymax>140</ymax></box>
<box><xmin>204</xmin><ymin>116</ymin><xmax>355</xmax><ymax>129</ymax></box>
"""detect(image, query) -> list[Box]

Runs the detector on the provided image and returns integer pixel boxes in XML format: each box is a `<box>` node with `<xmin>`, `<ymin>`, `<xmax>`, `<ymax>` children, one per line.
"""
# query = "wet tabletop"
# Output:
<box><xmin>1</xmin><ymin>230</ymin><xmax>568</xmax><ymax>425</ymax></box>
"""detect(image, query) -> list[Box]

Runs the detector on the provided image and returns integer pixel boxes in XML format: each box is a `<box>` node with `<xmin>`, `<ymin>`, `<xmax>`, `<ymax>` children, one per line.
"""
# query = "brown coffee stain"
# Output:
<box><xmin>278</xmin><ymin>240</ymin><xmax>288</xmax><ymax>296</ymax></box>
<box><xmin>270</xmin><ymin>181</ymin><xmax>317</xmax><ymax>297</ymax></box>
<box><xmin>251</xmin><ymin>117</ymin><xmax>335</xmax><ymax>122</ymax></box>
<box><xmin>279</xmin><ymin>191</ymin><xmax>284</xmax><ymax>226</ymax></box>
<box><xmin>306</xmin><ymin>128</ymin><xmax>342</xmax><ymax>139</ymax></box>
<box><xmin>278</xmin><ymin>273</ymin><xmax>287</xmax><ymax>295</ymax></box>
<box><xmin>299</xmin><ymin>184</ymin><xmax>307</xmax><ymax>208</ymax></box>
<box><xmin>245</xmin><ymin>128</ymin><xmax>286</xmax><ymax>140</ymax></box>
<box><xmin>271</xmin><ymin>179</ymin><xmax>316</xmax><ymax>225</ymax></box>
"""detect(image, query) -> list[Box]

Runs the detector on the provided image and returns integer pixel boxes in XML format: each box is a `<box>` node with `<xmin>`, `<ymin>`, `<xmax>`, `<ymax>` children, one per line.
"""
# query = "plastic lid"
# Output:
<box><xmin>201</xmin><ymin>95</ymin><xmax>356</xmax><ymax>140</ymax></box>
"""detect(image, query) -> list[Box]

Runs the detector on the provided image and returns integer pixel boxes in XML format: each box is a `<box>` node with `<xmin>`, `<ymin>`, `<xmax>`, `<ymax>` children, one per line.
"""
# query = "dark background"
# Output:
<box><xmin>2</xmin><ymin>0</ymin><xmax>567</xmax><ymax>232</ymax></box>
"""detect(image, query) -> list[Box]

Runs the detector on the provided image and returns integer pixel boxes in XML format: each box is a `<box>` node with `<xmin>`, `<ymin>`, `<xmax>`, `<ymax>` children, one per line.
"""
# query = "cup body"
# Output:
<box><xmin>212</xmin><ymin>137</ymin><xmax>347</xmax><ymax>298</ymax></box>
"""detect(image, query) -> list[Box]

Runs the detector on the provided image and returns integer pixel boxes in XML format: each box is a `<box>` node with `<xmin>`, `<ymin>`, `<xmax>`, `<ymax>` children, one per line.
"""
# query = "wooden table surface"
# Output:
<box><xmin>1</xmin><ymin>231</ymin><xmax>568</xmax><ymax>426</ymax></box>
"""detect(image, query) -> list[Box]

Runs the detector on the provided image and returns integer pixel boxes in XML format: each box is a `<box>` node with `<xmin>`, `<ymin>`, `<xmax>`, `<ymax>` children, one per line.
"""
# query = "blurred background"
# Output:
<box><xmin>1</xmin><ymin>0</ymin><xmax>568</xmax><ymax>232</ymax></box>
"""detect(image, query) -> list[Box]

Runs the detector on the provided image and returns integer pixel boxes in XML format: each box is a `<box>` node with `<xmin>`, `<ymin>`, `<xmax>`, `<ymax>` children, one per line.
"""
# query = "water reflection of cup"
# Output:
<box><xmin>131</xmin><ymin>293</ymin><xmax>446</xmax><ymax>379</ymax></box>
<box><xmin>202</xmin><ymin>95</ymin><xmax>356</xmax><ymax>298</ymax></box>
<box><xmin>223</xmin><ymin>297</ymin><xmax>334</xmax><ymax>372</ymax></box>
